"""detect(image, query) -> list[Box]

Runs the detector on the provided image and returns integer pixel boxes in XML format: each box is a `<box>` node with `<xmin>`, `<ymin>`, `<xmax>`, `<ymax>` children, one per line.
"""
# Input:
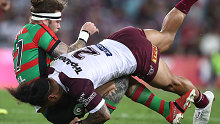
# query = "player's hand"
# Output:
<box><xmin>0</xmin><ymin>0</ymin><xmax>10</xmax><ymax>12</ymax></box>
<box><xmin>69</xmin><ymin>117</ymin><xmax>81</xmax><ymax>124</ymax></box>
<box><xmin>81</xmin><ymin>22</ymin><xmax>99</xmax><ymax>36</ymax></box>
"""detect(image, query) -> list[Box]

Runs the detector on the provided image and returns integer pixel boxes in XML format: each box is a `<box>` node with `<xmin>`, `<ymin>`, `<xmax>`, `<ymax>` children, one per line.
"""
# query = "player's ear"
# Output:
<box><xmin>41</xmin><ymin>19</ymin><xmax>49</xmax><ymax>26</ymax></box>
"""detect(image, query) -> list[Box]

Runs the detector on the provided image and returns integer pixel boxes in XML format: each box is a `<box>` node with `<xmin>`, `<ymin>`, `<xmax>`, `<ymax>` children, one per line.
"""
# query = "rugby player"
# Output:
<box><xmin>9</xmin><ymin>18</ymin><xmax>213</xmax><ymax>124</ymax></box>
<box><xmin>10</xmin><ymin>0</ymin><xmax>214</xmax><ymax>124</ymax></box>
<box><xmin>11</xmin><ymin>0</ymin><xmax>174</xmax><ymax>123</ymax></box>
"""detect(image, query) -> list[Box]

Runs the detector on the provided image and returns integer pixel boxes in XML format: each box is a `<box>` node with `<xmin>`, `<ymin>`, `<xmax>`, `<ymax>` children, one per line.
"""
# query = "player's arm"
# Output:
<box><xmin>52</xmin><ymin>22</ymin><xmax>99</xmax><ymax>57</ymax></box>
<box><xmin>143</xmin><ymin>0</ymin><xmax>198</xmax><ymax>53</ymax></box>
<box><xmin>69</xmin><ymin>77</ymin><xmax>129</xmax><ymax>124</ymax></box>
<box><xmin>63</xmin><ymin>78</ymin><xmax>110</xmax><ymax>124</ymax></box>
<box><xmin>97</xmin><ymin>76</ymin><xmax>129</xmax><ymax>104</ymax></box>
<box><xmin>80</xmin><ymin>77</ymin><xmax>129</xmax><ymax>124</ymax></box>
<box><xmin>143</xmin><ymin>8</ymin><xmax>186</xmax><ymax>53</ymax></box>
<box><xmin>70</xmin><ymin>104</ymin><xmax>110</xmax><ymax>124</ymax></box>
<box><xmin>80</xmin><ymin>104</ymin><xmax>110</xmax><ymax>124</ymax></box>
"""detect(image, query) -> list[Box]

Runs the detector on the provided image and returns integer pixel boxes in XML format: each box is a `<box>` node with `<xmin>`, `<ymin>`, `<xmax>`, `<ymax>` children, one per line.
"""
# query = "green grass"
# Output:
<box><xmin>0</xmin><ymin>89</ymin><xmax>219</xmax><ymax>124</ymax></box>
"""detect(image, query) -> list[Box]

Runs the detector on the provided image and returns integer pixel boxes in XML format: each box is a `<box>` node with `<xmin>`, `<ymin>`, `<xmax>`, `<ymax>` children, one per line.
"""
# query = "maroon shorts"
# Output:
<box><xmin>107</xmin><ymin>26</ymin><xmax>160</xmax><ymax>83</ymax></box>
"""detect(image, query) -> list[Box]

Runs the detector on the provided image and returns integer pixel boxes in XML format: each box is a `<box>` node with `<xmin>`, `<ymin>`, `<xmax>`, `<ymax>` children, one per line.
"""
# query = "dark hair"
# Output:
<box><xmin>8</xmin><ymin>78</ymin><xmax>52</xmax><ymax>106</ymax></box>
<box><xmin>30</xmin><ymin>0</ymin><xmax>67</xmax><ymax>13</ymax></box>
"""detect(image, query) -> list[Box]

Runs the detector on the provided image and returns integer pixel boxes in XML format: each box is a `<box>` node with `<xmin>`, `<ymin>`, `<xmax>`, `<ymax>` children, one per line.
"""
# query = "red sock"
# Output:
<box><xmin>175</xmin><ymin>0</ymin><xmax>198</xmax><ymax>14</ymax></box>
<box><xmin>194</xmin><ymin>91</ymin><xmax>209</xmax><ymax>108</ymax></box>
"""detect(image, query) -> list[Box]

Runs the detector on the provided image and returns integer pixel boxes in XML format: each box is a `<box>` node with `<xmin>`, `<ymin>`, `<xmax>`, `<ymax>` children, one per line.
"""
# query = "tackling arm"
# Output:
<box><xmin>70</xmin><ymin>76</ymin><xmax>129</xmax><ymax>124</ymax></box>
<box><xmin>52</xmin><ymin>22</ymin><xmax>99</xmax><ymax>57</ymax></box>
<box><xmin>81</xmin><ymin>104</ymin><xmax>110</xmax><ymax>124</ymax></box>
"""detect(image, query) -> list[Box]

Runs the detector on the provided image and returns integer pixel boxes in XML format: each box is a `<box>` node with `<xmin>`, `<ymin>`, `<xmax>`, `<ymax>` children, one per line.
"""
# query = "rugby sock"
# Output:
<box><xmin>175</xmin><ymin>0</ymin><xmax>198</xmax><ymax>14</ymax></box>
<box><xmin>194</xmin><ymin>90</ymin><xmax>209</xmax><ymax>108</ymax></box>
<box><xmin>105</xmin><ymin>98</ymin><xmax>118</xmax><ymax>114</ymax></box>
<box><xmin>129</xmin><ymin>84</ymin><xmax>170</xmax><ymax>118</ymax></box>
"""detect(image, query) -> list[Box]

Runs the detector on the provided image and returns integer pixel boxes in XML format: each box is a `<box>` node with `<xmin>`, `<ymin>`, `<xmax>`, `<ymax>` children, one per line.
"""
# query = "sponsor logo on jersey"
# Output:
<box><xmin>55</xmin><ymin>56</ymin><xmax>82</xmax><ymax>74</ymax></box>
<box><xmin>96</xmin><ymin>44</ymin><xmax>112</xmax><ymax>56</ymax></box>
<box><xmin>78</xmin><ymin>92</ymin><xmax>97</xmax><ymax>107</ymax></box>
<box><xmin>152</xmin><ymin>45</ymin><xmax>158</xmax><ymax>64</ymax></box>
<box><xmin>73</xmin><ymin>104</ymin><xmax>84</xmax><ymax>116</ymax></box>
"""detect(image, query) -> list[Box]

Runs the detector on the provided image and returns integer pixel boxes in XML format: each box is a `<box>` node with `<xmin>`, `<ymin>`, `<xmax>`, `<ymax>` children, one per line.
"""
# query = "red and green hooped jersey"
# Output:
<box><xmin>13</xmin><ymin>23</ymin><xmax>61</xmax><ymax>84</ymax></box>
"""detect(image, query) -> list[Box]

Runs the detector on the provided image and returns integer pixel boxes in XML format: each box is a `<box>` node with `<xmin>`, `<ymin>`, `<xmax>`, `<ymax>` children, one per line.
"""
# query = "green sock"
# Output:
<box><xmin>104</xmin><ymin>98</ymin><xmax>118</xmax><ymax>114</ymax></box>
<box><xmin>129</xmin><ymin>84</ymin><xmax>170</xmax><ymax>118</ymax></box>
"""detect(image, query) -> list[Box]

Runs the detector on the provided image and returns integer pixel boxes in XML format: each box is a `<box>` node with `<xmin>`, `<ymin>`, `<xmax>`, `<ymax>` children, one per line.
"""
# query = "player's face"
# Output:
<box><xmin>47</xmin><ymin>79</ymin><xmax>65</xmax><ymax>106</ymax></box>
<box><xmin>48</xmin><ymin>20</ymin><xmax>61</xmax><ymax>34</ymax></box>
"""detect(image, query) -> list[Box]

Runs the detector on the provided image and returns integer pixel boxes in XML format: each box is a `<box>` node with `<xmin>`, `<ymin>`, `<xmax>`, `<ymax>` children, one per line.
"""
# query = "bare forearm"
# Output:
<box><xmin>52</xmin><ymin>22</ymin><xmax>98</xmax><ymax>58</ymax></box>
<box><xmin>67</xmin><ymin>39</ymin><xmax>86</xmax><ymax>53</ymax></box>
<box><xmin>82</xmin><ymin>104</ymin><xmax>110</xmax><ymax>124</ymax></box>
<box><xmin>102</xmin><ymin>76</ymin><xmax>129</xmax><ymax>104</ymax></box>
<box><xmin>51</xmin><ymin>39</ymin><xmax>86</xmax><ymax>58</ymax></box>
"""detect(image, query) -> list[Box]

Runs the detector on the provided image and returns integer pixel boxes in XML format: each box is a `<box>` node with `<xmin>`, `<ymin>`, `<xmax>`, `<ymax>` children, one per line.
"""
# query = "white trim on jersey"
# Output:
<box><xmin>89</xmin><ymin>98</ymin><xmax>105</xmax><ymax>113</ymax></box>
<box><xmin>48</xmin><ymin>70</ymin><xmax>68</xmax><ymax>92</ymax></box>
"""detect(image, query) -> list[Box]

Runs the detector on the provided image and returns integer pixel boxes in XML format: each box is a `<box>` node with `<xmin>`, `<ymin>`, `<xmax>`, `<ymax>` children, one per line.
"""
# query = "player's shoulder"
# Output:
<box><xmin>25</xmin><ymin>23</ymin><xmax>41</xmax><ymax>30</ymax></box>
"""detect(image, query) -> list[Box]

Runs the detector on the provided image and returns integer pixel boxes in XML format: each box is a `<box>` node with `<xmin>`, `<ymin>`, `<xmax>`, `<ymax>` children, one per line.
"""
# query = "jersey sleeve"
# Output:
<box><xmin>32</xmin><ymin>24</ymin><xmax>61</xmax><ymax>55</ymax></box>
<box><xmin>59</xmin><ymin>72</ymin><xmax>105</xmax><ymax>113</ymax></box>
<box><xmin>39</xmin><ymin>24</ymin><xmax>61</xmax><ymax>55</ymax></box>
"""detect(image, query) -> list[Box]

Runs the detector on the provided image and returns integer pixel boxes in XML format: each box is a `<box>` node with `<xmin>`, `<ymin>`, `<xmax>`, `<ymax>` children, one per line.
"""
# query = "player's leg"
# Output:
<box><xmin>150</xmin><ymin>58</ymin><xmax>214</xmax><ymax>124</ymax></box>
<box><xmin>98</xmin><ymin>76</ymin><xmax>179</xmax><ymax>122</ymax></box>
<box><xmin>125</xmin><ymin>77</ymin><xmax>196</xmax><ymax>124</ymax></box>
<box><xmin>143</xmin><ymin>0</ymin><xmax>198</xmax><ymax>53</ymax></box>
<box><xmin>125</xmin><ymin>77</ymin><xmax>171</xmax><ymax>119</ymax></box>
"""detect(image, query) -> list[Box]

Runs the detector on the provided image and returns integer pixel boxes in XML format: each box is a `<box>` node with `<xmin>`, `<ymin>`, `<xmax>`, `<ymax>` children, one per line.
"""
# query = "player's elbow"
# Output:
<box><xmin>105</xmin><ymin>111</ymin><xmax>111</xmax><ymax>121</ymax></box>
<box><xmin>101</xmin><ymin>109</ymin><xmax>111</xmax><ymax>122</ymax></box>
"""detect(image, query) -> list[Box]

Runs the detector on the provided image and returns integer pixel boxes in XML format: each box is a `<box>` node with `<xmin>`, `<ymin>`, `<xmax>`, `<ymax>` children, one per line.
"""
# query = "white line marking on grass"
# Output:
<box><xmin>120</xmin><ymin>113</ymin><xmax>163</xmax><ymax>119</ymax></box>
<box><xmin>210</xmin><ymin>117</ymin><xmax>220</xmax><ymax>122</ymax></box>
<box><xmin>119</xmin><ymin>113</ymin><xmax>220</xmax><ymax>122</ymax></box>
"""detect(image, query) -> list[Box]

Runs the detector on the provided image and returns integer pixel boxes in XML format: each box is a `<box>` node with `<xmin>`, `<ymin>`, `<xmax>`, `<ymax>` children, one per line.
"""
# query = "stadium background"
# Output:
<box><xmin>0</xmin><ymin>0</ymin><xmax>220</xmax><ymax>124</ymax></box>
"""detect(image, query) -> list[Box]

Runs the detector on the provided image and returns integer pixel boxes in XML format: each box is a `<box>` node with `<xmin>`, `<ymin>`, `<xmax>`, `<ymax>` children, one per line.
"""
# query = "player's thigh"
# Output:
<box><xmin>96</xmin><ymin>76</ymin><xmax>129</xmax><ymax>96</ymax></box>
<box><xmin>96</xmin><ymin>81</ymin><xmax>116</xmax><ymax>96</ymax></box>
<box><xmin>150</xmin><ymin>58</ymin><xmax>176</xmax><ymax>90</ymax></box>
<box><xmin>144</xmin><ymin>29</ymin><xmax>172</xmax><ymax>53</ymax></box>
<box><xmin>125</xmin><ymin>77</ymin><xmax>140</xmax><ymax>96</ymax></box>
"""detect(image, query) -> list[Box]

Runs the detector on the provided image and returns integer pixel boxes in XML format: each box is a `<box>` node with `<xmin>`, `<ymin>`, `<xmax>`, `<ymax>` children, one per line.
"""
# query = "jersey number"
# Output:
<box><xmin>16</xmin><ymin>39</ymin><xmax>24</xmax><ymax>72</ymax></box>
<box><xmin>72</xmin><ymin>47</ymin><xmax>100</xmax><ymax>60</ymax></box>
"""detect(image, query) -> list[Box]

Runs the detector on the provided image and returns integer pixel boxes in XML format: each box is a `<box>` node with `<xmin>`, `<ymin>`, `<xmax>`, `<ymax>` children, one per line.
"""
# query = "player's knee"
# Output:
<box><xmin>158</xmin><ymin>38</ymin><xmax>174</xmax><ymax>53</ymax></box>
<box><xmin>160</xmin><ymin>44</ymin><xmax>171</xmax><ymax>53</ymax></box>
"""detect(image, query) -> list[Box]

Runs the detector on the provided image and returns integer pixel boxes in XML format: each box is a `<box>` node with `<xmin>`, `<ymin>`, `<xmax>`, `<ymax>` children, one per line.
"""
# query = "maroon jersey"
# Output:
<box><xmin>47</xmin><ymin>67</ymin><xmax>105</xmax><ymax>113</ymax></box>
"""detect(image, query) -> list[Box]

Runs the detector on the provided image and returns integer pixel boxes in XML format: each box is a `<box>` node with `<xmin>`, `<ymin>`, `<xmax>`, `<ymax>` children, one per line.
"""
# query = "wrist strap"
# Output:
<box><xmin>78</xmin><ymin>30</ymin><xmax>90</xmax><ymax>43</ymax></box>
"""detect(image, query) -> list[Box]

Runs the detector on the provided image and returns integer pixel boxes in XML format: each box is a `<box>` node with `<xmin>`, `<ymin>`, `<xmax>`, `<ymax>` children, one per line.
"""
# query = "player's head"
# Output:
<box><xmin>0</xmin><ymin>0</ymin><xmax>11</xmax><ymax>12</ymax></box>
<box><xmin>30</xmin><ymin>0</ymin><xmax>67</xmax><ymax>33</ymax></box>
<box><xmin>7</xmin><ymin>78</ymin><xmax>64</xmax><ymax>107</ymax></box>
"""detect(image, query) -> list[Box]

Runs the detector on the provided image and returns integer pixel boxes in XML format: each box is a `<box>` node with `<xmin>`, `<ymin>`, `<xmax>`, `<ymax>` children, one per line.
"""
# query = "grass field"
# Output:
<box><xmin>0</xmin><ymin>89</ymin><xmax>219</xmax><ymax>124</ymax></box>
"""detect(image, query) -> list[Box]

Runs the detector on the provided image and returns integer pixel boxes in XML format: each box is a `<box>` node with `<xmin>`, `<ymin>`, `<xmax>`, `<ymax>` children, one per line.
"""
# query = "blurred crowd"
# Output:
<box><xmin>0</xmin><ymin>0</ymin><xmax>219</xmax><ymax>86</ymax></box>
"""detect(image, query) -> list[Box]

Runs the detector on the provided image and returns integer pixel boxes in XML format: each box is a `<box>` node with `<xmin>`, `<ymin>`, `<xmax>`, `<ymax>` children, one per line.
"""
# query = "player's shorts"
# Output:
<box><xmin>107</xmin><ymin>26</ymin><xmax>160</xmax><ymax>83</ymax></box>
